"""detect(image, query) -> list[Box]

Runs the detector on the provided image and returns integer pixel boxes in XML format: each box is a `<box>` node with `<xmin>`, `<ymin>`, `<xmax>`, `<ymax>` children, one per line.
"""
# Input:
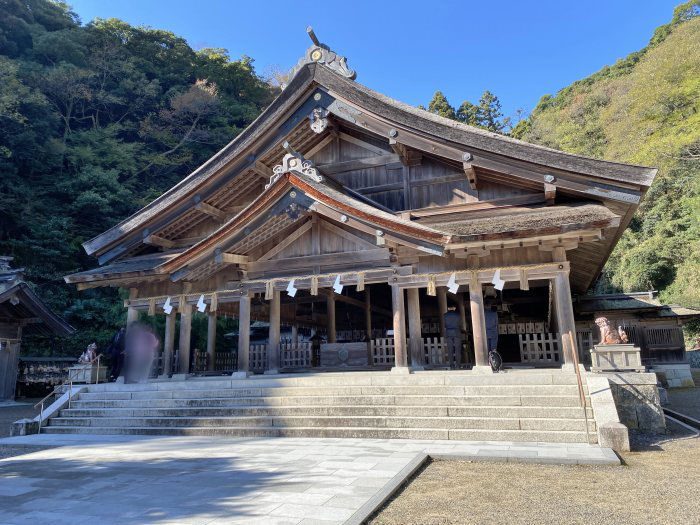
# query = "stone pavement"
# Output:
<box><xmin>0</xmin><ymin>434</ymin><xmax>619</xmax><ymax>524</ymax></box>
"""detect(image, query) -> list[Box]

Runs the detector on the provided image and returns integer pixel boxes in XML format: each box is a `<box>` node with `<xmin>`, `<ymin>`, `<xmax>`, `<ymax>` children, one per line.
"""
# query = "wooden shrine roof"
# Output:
<box><xmin>421</xmin><ymin>203</ymin><xmax>618</xmax><ymax>240</ymax></box>
<box><xmin>82</xmin><ymin>60</ymin><xmax>657</xmax><ymax>263</ymax></box>
<box><xmin>0</xmin><ymin>282</ymin><xmax>75</xmax><ymax>336</ymax></box>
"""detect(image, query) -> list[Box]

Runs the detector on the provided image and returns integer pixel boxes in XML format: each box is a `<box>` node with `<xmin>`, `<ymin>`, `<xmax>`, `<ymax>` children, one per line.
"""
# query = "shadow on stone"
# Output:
<box><xmin>0</xmin><ymin>453</ymin><xmax>290</xmax><ymax>523</ymax></box>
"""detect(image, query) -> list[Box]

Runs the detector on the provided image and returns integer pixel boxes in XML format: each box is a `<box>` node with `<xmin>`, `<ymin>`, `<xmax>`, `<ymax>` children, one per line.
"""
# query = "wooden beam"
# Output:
<box><xmin>544</xmin><ymin>182</ymin><xmax>557</xmax><ymax>204</ymax></box>
<box><xmin>143</xmin><ymin>234</ymin><xmax>175</xmax><ymax>249</ymax></box>
<box><xmin>446</xmin><ymin>229</ymin><xmax>604</xmax><ymax>252</ymax></box>
<box><xmin>317</xmin><ymin>288</ymin><xmax>393</xmax><ymax>317</ymax></box>
<box><xmin>464</xmin><ymin>162</ymin><xmax>477</xmax><ymax>190</ymax></box>
<box><xmin>304</xmin><ymin>132</ymin><xmax>336</xmax><ymax>158</ymax></box>
<box><xmin>195</xmin><ymin>202</ymin><xmax>226</xmax><ymax>221</ymax></box>
<box><xmin>318</xmin><ymin>154</ymin><xmax>400</xmax><ymax>175</ymax></box>
<box><xmin>408</xmin><ymin>194</ymin><xmax>546</xmax><ymax>218</ymax></box>
<box><xmin>247</xmin><ymin>249</ymin><xmax>390</xmax><ymax>274</ymax></box>
<box><xmin>253</xmin><ymin>161</ymin><xmax>273</xmax><ymax>180</ymax></box>
<box><xmin>389</xmin><ymin>139</ymin><xmax>422</xmax><ymax>166</ymax></box>
<box><xmin>258</xmin><ymin>220</ymin><xmax>313</xmax><ymax>261</ymax></box>
<box><xmin>215</xmin><ymin>253</ymin><xmax>249</xmax><ymax>265</ymax></box>
<box><xmin>337</xmin><ymin>131</ymin><xmax>389</xmax><ymax>156</ymax></box>
<box><xmin>319</xmin><ymin>219</ymin><xmax>377</xmax><ymax>250</ymax></box>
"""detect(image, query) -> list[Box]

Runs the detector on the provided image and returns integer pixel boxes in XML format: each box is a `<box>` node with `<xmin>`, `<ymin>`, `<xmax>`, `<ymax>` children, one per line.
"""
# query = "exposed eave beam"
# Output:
<box><xmin>143</xmin><ymin>234</ymin><xmax>175</xmax><ymax>249</ymax></box>
<box><xmin>195</xmin><ymin>202</ymin><xmax>226</xmax><ymax>221</ymax></box>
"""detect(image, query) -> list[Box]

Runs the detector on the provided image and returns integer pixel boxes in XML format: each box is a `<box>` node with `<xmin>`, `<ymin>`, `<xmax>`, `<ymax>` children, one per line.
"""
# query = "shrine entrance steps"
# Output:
<box><xmin>42</xmin><ymin>371</ymin><xmax>596</xmax><ymax>443</ymax></box>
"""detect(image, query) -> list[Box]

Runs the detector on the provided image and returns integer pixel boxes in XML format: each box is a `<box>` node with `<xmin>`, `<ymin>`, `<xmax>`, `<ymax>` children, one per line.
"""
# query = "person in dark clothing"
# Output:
<box><xmin>106</xmin><ymin>327</ymin><xmax>126</xmax><ymax>381</ymax></box>
<box><xmin>443</xmin><ymin>305</ymin><xmax>463</xmax><ymax>369</ymax></box>
<box><xmin>310</xmin><ymin>331</ymin><xmax>322</xmax><ymax>367</ymax></box>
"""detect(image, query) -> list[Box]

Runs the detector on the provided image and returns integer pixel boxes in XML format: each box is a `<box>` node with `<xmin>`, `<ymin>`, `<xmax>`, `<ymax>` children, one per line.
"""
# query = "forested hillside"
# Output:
<box><xmin>425</xmin><ymin>2</ymin><xmax>700</xmax><ymax>322</ymax></box>
<box><xmin>0</xmin><ymin>0</ymin><xmax>275</xmax><ymax>352</ymax></box>
<box><xmin>513</xmin><ymin>2</ymin><xmax>700</xmax><ymax>315</ymax></box>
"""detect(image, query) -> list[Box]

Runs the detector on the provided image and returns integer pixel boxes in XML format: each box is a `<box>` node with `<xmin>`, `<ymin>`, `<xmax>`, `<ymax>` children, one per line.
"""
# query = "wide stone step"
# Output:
<box><xmin>69</xmin><ymin>394</ymin><xmax>585</xmax><ymax>410</ymax></box>
<box><xmin>76</xmin><ymin>383</ymin><xmax>586</xmax><ymax>401</ymax></box>
<box><xmin>59</xmin><ymin>405</ymin><xmax>594</xmax><ymax>419</ymax></box>
<box><xmin>47</xmin><ymin>415</ymin><xmax>595</xmax><ymax>432</ymax></box>
<box><xmin>82</xmin><ymin>373</ymin><xmax>582</xmax><ymax>394</ymax></box>
<box><xmin>40</xmin><ymin>425</ymin><xmax>595</xmax><ymax>443</ymax></box>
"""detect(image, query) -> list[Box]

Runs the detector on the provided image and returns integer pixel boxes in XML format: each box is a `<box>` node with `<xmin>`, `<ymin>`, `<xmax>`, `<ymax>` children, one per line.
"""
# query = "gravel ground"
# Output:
<box><xmin>370</xmin><ymin>422</ymin><xmax>699</xmax><ymax>525</ymax></box>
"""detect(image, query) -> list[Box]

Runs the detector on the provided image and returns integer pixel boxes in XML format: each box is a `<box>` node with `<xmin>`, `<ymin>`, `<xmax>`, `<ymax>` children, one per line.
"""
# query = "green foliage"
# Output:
<box><xmin>518</xmin><ymin>3</ymin><xmax>700</xmax><ymax>325</ymax></box>
<box><xmin>427</xmin><ymin>90</ymin><xmax>456</xmax><ymax>119</ymax></box>
<box><xmin>0</xmin><ymin>0</ymin><xmax>274</xmax><ymax>356</ymax></box>
<box><xmin>426</xmin><ymin>90</ymin><xmax>511</xmax><ymax>133</ymax></box>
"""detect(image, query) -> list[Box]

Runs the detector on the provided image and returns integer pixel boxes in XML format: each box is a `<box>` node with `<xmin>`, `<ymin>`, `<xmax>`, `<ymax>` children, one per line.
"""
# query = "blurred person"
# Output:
<box><xmin>124</xmin><ymin>323</ymin><xmax>159</xmax><ymax>383</ymax></box>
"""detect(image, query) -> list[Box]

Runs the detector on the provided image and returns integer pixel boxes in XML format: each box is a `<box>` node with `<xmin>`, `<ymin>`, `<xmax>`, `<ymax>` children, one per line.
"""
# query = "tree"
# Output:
<box><xmin>427</xmin><ymin>90</ymin><xmax>456</xmax><ymax>119</ymax></box>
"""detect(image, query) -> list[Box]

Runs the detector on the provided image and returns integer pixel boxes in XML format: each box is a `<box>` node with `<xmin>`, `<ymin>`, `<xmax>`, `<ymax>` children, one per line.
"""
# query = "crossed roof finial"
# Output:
<box><xmin>283</xmin><ymin>26</ymin><xmax>357</xmax><ymax>89</ymax></box>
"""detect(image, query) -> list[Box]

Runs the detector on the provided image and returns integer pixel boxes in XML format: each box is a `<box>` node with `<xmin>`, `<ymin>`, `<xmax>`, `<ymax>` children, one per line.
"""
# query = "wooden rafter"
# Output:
<box><xmin>195</xmin><ymin>202</ymin><xmax>226</xmax><ymax>221</ymax></box>
<box><xmin>253</xmin><ymin>161</ymin><xmax>273</xmax><ymax>180</ymax></box>
<box><xmin>143</xmin><ymin>234</ymin><xmax>175</xmax><ymax>249</ymax></box>
<box><xmin>318</xmin><ymin>154</ymin><xmax>400</xmax><ymax>175</ymax></box>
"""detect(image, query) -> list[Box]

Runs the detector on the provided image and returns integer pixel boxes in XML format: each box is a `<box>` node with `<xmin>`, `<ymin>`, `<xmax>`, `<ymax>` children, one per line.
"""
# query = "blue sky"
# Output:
<box><xmin>68</xmin><ymin>0</ymin><xmax>680</xmax><ymax>121</ymax></box>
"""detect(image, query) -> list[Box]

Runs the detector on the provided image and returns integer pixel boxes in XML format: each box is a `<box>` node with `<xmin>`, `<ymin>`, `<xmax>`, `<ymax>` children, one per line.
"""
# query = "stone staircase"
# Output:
<box><xmin>42</xmin><ymin>371</ymin><xmax>596</xmax><ymax>443</ymax></box>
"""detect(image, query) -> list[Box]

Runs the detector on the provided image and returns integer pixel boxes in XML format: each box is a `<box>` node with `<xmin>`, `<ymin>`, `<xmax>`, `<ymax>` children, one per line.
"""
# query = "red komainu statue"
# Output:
<box><xmin>594</xmin><ymin>317</ymin><xmax>628</xmax><ymax>345</ymax></box>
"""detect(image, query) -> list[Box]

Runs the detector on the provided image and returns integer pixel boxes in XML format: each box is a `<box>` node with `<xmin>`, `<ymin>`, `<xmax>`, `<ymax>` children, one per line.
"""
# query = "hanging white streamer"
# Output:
<box><xmin>163</xmin><ymin>296</ymin><xmax>173</xmax><ymax>315</ymax></box>
<box><xmin>447</xmin><ymin>272</ymin><xmax>459</xmax><ymax>294</ymax></box>
<box><xmin>286</xmin><ymin>279</ymin><xmax>297</xmax><ymax>297</ymax></box>
<box><xmin>333</xmin><ymin>275</ymin><xmax>343</xmax><ymax>294</ymax></box>
<box><xmin>196</xmin><ymin>294</ymin><xmax>207</xmax><ymax>313</ymax></box>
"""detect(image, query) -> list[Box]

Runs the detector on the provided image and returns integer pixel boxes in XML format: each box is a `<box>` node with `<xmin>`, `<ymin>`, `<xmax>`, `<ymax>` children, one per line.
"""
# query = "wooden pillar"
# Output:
<box><xmin>364</xmin><ymin>287</ymin><xmax>372</xmax><ymax>340</ymax></box>
<box><xmin>326</xmin><ymin>293</ymin><xmax>336</xmax><ymax>343</ymax></box>
<box><xmin>457</xmin><ymin>292</ymin><xmax>467</xmax><ymax>334</ymax></box>
<box><xmin>406</xmin><ymin>287</ymin><xmax>424</xmax><ymax>368</ymax></box>
<box><xmin>177</xmin><ymin>301</ymin><xmax>192</xmax><ymax>375</ymax></box>
<box><xmin>469</xmin><ymin>274</ymin><xmax>490</xmax><ymax>371</ymax></box>
<box><xmin>552</xmin><ymin>247</ymin><xmax>576</xmax><ymax>367</ymax></box>
<box><xmin>437</xmin><ymin>287</ymin><xmax>448</xmax><ymax>338</ymax></box>
<box><xmin>126</xmin><ymin>306</ymin><xmax>139</xmax><ymax>326</ymax></box>
<box><xmin>160</xmin><ymin>312</ymin><xmax>176</xmax><ymax>377</ymax></box>
<box><xmin>457</xmin><ymin>292</ymin><xmax>468</xmax><ymax>366</ymax></box>
<box><xmin>206</xmin><ymin>312</ymin><xmax>217</xmax><ymax>372</ymax></box>
<box><xmin>391</xmin><ymin>284</ymin><xmax>408</xmax><ymax>370</ymax></box>
<box><xmin>267</xmin><ymin>290</ymin><xmax>281</xmax><ymax>373</ymax></box>
<box><xmin>126</xmin><ymin>287</ymin><xmax>139</xmax><ymax>326</ymax></box>
<box><xmin>237</xmin><ymin>294</ymin><xmax>251</xmax><ymax>374</ymax></box>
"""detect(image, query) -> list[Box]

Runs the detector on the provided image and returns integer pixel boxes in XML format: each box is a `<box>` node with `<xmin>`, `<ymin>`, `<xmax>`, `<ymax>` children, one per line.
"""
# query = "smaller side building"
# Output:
<box><xmin>575</xmin><ymin>291</ymin><xmax>699</xmax><ymax>387</ymax></box>
<box><xmin>0</xmin><ymin>257</ymin><xmax>75</xmax><ymax>400</ymax></box>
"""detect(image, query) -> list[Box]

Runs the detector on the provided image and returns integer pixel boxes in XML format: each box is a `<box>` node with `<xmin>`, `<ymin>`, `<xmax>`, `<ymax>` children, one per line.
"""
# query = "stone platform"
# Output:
<box><xmin>0</xmin><ymin>434</ymin><xmax>619</xmax><ymax>525</ymax></box>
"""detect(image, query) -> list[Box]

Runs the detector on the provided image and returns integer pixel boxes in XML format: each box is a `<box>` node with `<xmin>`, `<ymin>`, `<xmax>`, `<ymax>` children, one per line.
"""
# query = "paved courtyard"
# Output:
<box><xmin>0</xmin><ymin>434</ymin><xmax>617</xmax><ymax>524</ymax></box>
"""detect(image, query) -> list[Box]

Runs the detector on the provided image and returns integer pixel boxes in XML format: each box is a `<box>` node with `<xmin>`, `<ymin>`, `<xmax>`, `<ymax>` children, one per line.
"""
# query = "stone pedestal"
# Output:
<box><xmin>590</xmin><ymin>344</ymin><xmax>644</xmax><ymax>373</ymax></box>
<box><xmin>68</xmin><ymin>365</ymin><xmax>108</xmax><ymax>383</ymax></box>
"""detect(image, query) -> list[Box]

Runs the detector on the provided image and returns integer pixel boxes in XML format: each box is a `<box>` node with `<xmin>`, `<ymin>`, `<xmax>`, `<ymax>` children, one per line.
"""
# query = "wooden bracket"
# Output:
<box><xmin>544</xmin><ymin>182</ymin><xmax>556</xmax><ymax>204</ymax></box>
<box><xmin>463</xmin><ymin>162</ymin><xmax>477</xmax><ymax>190</ymax></box>
<box><xmin>389</xmin><ymin>139</ymin><xmax>422</xmax><ymax>166</ymax></box>
<box><xmin>252</xmin><ymin>161</ymin><xmax>273</xmax><ymax>180</ymax></box>
<box><xmin>143</xmin><ymin>234</ymin><xmax>174</xmax><ymax>249</ymax></box>
<box><xmin>195</xmin><ymin>201</ymin><xmax>226</xmax><ymax>221</ymax></box>
<box><xmin>214</xmin><ymin>253</ymin><xmax>249</xmax><ymax>265</ymax></box>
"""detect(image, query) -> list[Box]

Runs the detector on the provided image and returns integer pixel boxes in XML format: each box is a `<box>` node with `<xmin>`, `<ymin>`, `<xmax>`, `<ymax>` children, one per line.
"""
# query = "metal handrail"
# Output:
<box><xmin>33</xmin><ymin>353</ymin><xmax>102</xmax><ymax>433</ymax></box>
<box><xmin>566</xmin><ymin>331</ymin><xmax>592</xmax><ymax>444</ymax></box>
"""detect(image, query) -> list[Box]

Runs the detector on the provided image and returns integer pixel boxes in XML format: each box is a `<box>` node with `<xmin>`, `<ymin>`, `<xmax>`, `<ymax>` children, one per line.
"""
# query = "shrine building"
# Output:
<box><xmin>65</xmin><ymin>29</ymin><xmax>693</xmax><ymax>381</ymax></box>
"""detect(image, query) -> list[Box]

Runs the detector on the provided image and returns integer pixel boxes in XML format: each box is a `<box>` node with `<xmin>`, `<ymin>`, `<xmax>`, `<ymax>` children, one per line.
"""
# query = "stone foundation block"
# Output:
<box><xmin>11</xmin><ymin>418</ymin><xmax>39</xmax><ymax>436</ymax></box>
<box><xmin>598</xmin><ymin>422</ymin><xmax>629</xmax><ymax>452</ymax></box>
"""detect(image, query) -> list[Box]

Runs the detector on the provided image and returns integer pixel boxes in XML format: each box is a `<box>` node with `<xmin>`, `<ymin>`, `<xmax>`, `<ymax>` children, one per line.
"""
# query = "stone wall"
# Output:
<box><xmin>606</xmin><ymin>373</ymin><xmax>666</xmax><ymax>433</ymax></box>
<box><xmin>650</xmin><ymin>363</ymin><xmax>695</xmax><ymax>388</ymax></box>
